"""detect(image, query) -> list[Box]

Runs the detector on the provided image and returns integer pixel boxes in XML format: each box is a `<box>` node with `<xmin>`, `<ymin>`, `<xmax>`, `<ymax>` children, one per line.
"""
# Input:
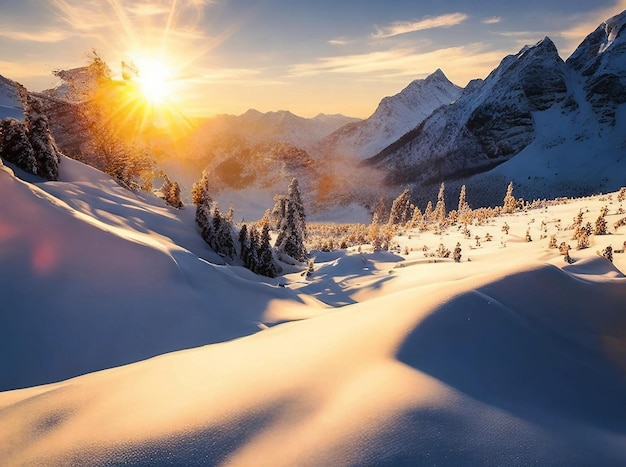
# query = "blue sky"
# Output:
<box><xmin>1</xmin><ymin>0</ymin><xmax>625</xmax><ymax>117</ymax></box>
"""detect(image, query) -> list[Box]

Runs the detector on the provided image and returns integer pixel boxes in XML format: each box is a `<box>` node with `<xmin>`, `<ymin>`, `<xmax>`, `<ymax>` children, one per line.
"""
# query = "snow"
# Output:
<box><xmin>1</xmin><ymin>153</ymin><xmax>626</xmax><ymax>464</ymax></box>
<box><xmin>0</xmin><ymin>76</ymin><xmax>24</xmax><ymax>120</ymax></box>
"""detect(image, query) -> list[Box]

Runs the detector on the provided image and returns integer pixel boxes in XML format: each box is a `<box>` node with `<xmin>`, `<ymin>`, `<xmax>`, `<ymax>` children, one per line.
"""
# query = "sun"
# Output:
<box><xmin>133</xmin><ymin>58</ymin><xmax>174</xmax><ymax>105</ymax></box>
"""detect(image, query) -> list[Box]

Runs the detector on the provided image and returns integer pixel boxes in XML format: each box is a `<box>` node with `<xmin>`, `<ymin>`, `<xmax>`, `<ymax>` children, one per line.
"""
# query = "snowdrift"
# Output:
<box><xmin>1</xmin><ymin>258</ymin><xmax>625</xmax><ymax>465</ymax></box>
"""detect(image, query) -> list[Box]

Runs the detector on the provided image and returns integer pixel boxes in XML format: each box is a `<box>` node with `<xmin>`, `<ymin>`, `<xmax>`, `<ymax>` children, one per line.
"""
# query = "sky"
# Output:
<box><xmin>1</xmin><ymin>0</ymin><xmax>625</xmax><ymax>118</ymax></box>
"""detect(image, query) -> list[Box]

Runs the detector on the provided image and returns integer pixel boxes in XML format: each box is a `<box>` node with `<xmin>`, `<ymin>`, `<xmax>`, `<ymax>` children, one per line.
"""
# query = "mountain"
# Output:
<box><xmin>0</xmin><ymin>74</ymin><xmax>26</xmax><ymax>120</ymax></box>
<box><xmin>367</xmin><ymin>10</ymin><xmax>626</xmax><ymax>207</ymax></box>
<box><xmin>189</xmin><ymin>109</ymin><xmax>360</xmax><ymax>153</ymax></box>
<box><xmin>316</xmin><ymin>69</ymin><xmax>462</xmax><ymax>160</ymax></box>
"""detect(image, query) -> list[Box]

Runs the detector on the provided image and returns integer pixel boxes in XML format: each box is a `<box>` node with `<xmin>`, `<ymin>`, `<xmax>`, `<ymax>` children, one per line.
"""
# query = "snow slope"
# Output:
<box><xmin>0</xmin><ymin>157</ymin><xmax>319</xmax><ymax>391</ymax></box>
<box><xmin>0</xmin><ymin>75</ymin><xmax>25</xmax><ymax>120</ymax></box>
<box><xmin>1</xmin><ymin>155</ymin><xmax>626</xmax><ymax>464</ymax></box>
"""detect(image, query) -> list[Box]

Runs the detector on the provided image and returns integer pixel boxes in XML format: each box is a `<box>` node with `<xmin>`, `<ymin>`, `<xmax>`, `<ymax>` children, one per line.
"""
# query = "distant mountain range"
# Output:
<box><xmin>1</xmin><ymin>9</ymin><xmax>625</xmax><ymax>213</ymax></box>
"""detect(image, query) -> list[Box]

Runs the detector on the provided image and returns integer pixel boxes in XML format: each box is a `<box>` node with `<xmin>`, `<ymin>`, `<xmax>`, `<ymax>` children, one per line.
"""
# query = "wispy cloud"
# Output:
<box><xmin>372</xmin><ymin>13</ymin><xmax>468</xmax><ymax>39</ymax></box>
<box><xmin>483</xmin><ymin>17</ymin><xmax>502</xmax><ymax>25</ymax></box>
<box><xmin>0</xmin><ymin>29</ymin><xmax>70</xmax><ymax>43</ymax></box>
<box><xmin>328</xmin><ymin>37</ymin><xmax>352</xmax><ymax>46</ymax></box>
<box><xmin>289</xmin><ymin>43</ymin><xmax>506</xmax><ymax>85</ymax></box>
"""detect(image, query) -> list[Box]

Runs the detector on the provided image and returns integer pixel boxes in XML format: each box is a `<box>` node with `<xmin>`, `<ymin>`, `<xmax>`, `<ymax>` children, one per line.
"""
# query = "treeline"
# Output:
<box><xmin>193</xmin><ymin>175</ymin><xmax>308</xmax><ymax>277</ymax></box>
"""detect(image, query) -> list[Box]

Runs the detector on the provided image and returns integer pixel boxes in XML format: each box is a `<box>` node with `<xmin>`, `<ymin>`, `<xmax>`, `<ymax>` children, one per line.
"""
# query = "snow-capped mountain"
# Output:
<box><xmin>316</xmin><ymin>69</ymin><xmax>462</xmax><ymax>160</ymax></box>
<box><xmin>0</xmin><ymin>74</ymin><xmax>26</xmax><ymax>120</ymax></box>
<box><xmin>189</xmin><ymin>109</ymin><xmax>360</xmax><ymax>152</ymax></box>
<box><xmin>366</xmin><ymin>10</ymin><xmax>626</xmax><ymax>206</ymax></box>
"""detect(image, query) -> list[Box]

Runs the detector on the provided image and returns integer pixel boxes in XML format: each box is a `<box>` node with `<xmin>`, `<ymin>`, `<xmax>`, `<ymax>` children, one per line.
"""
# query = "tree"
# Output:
<box><xmin>388</xmin><ymin>189</ymin><xmax>412</xmax><ymax>226</ymax></box>
<box><xmin>0</xmin><ymin>118</ymin><xmax>37</xmax><ymax>175</ymax></box>
<box><xmin>453</xmin><ymin>242</ymin><xmax>462</xmax><ymax>262</ymax></box>
<box><xmin>258</xmin><ymin>211</ymin><xmax>279</xmax><ymax>277</ymax></box>
<box><xmin>423</xmin><ymin>201</ymin><xmax>434</xmax><ymax>223</ymax></box>
<box><xmin>274</xmin><ymin>178</ymin><xmax>308</xmax><ymax>262</ymax></box>
<box><xmin>26</xmin><ymin>109</ymin><xmax>61</xmax><ymax>180</ymax></box>
<box><xmin>457</xmin><ymin>185</ymin><xmax>471</xmax><ymax>223</ymax></box>
<box><xmin>595</xmin><ymin>208</ymin><xmax>608</xmax><ymax>235</ymax></box>
<box><xmin>433</xmin><ymin>182</ymin><xmax>446</xmax><ymax>224</ymax></box>
<box><xmin>371</xmin><ymin>196</ymin><xmax>388</xmax><ymax>225</ymax></box>
<box><xmin>238</xmin><ymin>224</ymin><xmax>249</xmax><ymax>261</ymax></box>
<box><xmin>245</xmin><ymin>225</ymin><xmax>260</xmax><ymax>273</ymax></box>
<box><xmin>503</xmin><ymin>181</ymin><xmax>516</xmax><ymax>214</ymax></box>
<box><xmin>192</xmin><ymin>171</ymin><xmax>213</xmax><ymax>245</ymax></box>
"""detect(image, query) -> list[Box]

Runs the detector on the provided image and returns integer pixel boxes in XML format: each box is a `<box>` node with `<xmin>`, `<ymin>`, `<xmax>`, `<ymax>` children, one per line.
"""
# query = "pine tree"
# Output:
<box><xmin>246</xmin><ymin>226</ymin><xmax>260</xmax><ymax>272</ymax></box>
<box><xmin>406</xmin><ymin>206</ymin><xmax>423</xmax><ymax>230</ymax></box>
<box><xmin>388</xmin><ymin>189</ymin><xmax>412</xmax><ymax>225</ymax></box>
<box><xmin>274</xmin><ymin>178</ymin><xmax>308</xmax><ymax>262</ymax></box>
<box><xmin>168</xmin><ymin>182</ymin><xmax>183</xmax><ymax>208</ymax></box>
<box><xmin>258</xmin><ymin>211</ymin><xmax>279</xmax><ymax>277</ymax></box>
<box><xmin>372</xmin><ymin>196</ymin><xmax>388</xmax><ymax>224</ymax></box>
<box><xmin>503</xmin><ymin>181</ymin><xmax>516</xmax><ymax>214</ymax></box>
<box><xmin>433</xmin><ymin>182</ymin><xmax>446</xmax><ymax>224</ymax></box>
<box><xmin>453</xmin><ymin>242</ymin><xmax>462</xmax><ymax>262</ymax></box>
<box><xmin>595</xmin><ymin>208</ymin><xmax>608</xmax><ymax>235</ymax></box>
<box><xmin>0</xmin><ymin>118</ymin><xmax>37</xmax><ymax>175</ymax></box>
<box><xmin>193</xmin><ymin>171</ymin><xmax>213</xmax><ymax>245</ymax></box>
<box><xmin>27</xmin><ymin>113</ymin><xmax>61</xmax><ymax>180</ymax></box>
<box><xmin>424</xmin><ymin>201</ymin><xmax>434</xmax><ymax>223</ymax></box>
<box><xmin>238</xmin><ymin>224</ymin><xmax>249</xmax><ymax>261</ymax></box>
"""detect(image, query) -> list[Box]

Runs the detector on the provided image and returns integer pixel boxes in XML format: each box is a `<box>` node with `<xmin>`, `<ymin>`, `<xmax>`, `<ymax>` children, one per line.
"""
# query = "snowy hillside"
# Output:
<box><xmin>1</xmin><ymin>149</ymin><xmax>626</xmax><ymax>464</ymax></box>
<box><xmin>317</xmin><ymin>69</ymin><xmax>462</xmax><ymax>160</ymax></box>
<box><xmin>0</xmin><ymin>157</ymin><xmax>318</xmax><ymax>391</ymax></box>
<box><xmin>367</xmin><ymin>10</ymin><xmax>626</xmax><ymax>207</ymax></box>
<box><xmin>0</xmin><ymin>75</ymin><xmax>25</xmax><ymax>120</ymax></box>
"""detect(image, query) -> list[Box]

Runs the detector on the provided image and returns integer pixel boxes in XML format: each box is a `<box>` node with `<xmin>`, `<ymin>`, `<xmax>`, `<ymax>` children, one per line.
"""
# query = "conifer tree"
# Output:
<box><xmin>258</xmin><ymin>211</ymin><xmax>279</xmax><ymax>277</ymax></box>
<box><xmin>27</xmin><ymin>113</ymin><xmax>61</xmax><ymax>180</ymax></box>
<box><xmin>433</xmin><ymin>182</ymin><xmax>446</xmax><ymax>224</ymax></box>
<box><xmin>274</xmin><ymin>178</ymin><xmax>308</xmax><ymax>262</ymax></box>
<box><xmin>193</xmin><ymin>171</ymin><xmax>213</xmax><ymax>245</ymax></box>
<box><xmin>388</xmin><ymin>189</ymin><xmax>412</xmax><ymax>225</ymax></box>
<box><xmin>238</xmin><ymin>224</ymin><xmax>249</xmax><ymax>261</ymax></box>
<box><xmin>503</xmin><ymin>181</ymin><xmax>516</xmax><ymax>214</ymax></box>
<box><xmin>0</xmin><ymin>118</ymin><xmax>37</xmax><ymax>175</ymax></box>
<box><xmin>595</xmin><ymin>208</ymin><xmax>608</xmax><ymax>235</ymax></box>
<box><xmin>246</xmin><ymin>225</ymin><xmax>260</xmax><ymax>272</ymax></box>
<box><xmin>372</xmin><ymin>196</ymin><xmax>388</xmax><ymax>225</ymax></box>
<box><xmin>424</xmin><ymin>201</ymin><xmax>434</xmax><ymax>223</ymax></box>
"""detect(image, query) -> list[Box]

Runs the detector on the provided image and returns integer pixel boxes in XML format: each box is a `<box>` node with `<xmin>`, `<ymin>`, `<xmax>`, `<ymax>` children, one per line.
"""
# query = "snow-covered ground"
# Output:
<box><xmin>1</xmin><ymin>157</ymin><xmax>625</xmax><ymax>464</ymax></box>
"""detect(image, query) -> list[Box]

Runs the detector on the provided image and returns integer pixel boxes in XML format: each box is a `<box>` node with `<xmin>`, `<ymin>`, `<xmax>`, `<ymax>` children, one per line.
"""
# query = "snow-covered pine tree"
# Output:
<box><xmin>192</xmin><ymin>171</ymin><xmax>213</xmax><ymax>245</ymax></box>
<box><xmin>371</xmin><ymin>196</ymin><xmax>388</xmax><ymax>225</ymax></box>
<box><xmin>453</xmin><ymin>242</ymin><xmax>462</xmax><ymax>262</ymax></box>
<box><xmin>423</xmin><ymin>201</ymin><xmax>434</xmax><ymax>223</ymax></box>
<box><xmin>433</xmin><ymin>182</ymin><xmax>446</xmax><ymax>224</ymax></box>
<box><xmin>246</xmin><ymin>225</ymin><xmax>260</xmax><ymax>273</ymax></box>
<box><xmin>457</xmin><ymin>185</ymin><xmax>471</xmax><ymax>223</ymax></box>
<box><xmin>0</xmin><ymin>118</ymin><xmax>37</xmax><ymax>175</ymax></box>
<box><xmin>27</xmin><ymin>113</ymin><xmax>61</xmax><ymax>180</ymax></box>
<box><xmin>595</xmin><ymin>208</ymin><xmax>608</xmax><ymax>235</ymax></box>
<box><xmin>238</xmin><ymin>224</ymin><xmax>249</xmax><ymax>262</ymax></box>
<box><xmin>258</xmin><ymin>211</ymin><xmax>279</xmax><ymax>277</ymax></box>
<box><xmin>503</xmin><ymin>182</ymin><xmax>516</xmax><ymax>214</ymax></box>
<box><xmin>168</xmin><ymin>182</ymin><xmax>183</xmax><ymax>208</ymax></box>
<box><xmin>274</xmin><ymin>178</ymin><xmax>308</xmax><ymax>262</ymax></box>
<box><xmin>216</xmin><ymin>205</ymin><xmax>236</xmax><ymax>258</ymax></box>
<box><xmin>388</xmin><ymin>189</ymin><xmax>412</xmax><ymax>225</ymax></box>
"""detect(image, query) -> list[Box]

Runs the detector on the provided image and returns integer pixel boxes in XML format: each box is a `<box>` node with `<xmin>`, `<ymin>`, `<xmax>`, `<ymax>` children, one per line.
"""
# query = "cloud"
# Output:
<box><xmin>289</xmin><ymin>43</ymin><xmax>507</xmax><ymax>85</ymax></box>
<box><xmin>372</xmin><ymin>13</ymin><xmax>468</xmax><ymax>39</ymax></box>
<box><xmin>328</xmin><ymin>38</ymin><xmax>352</xmax><ymax>46</ymax></box>
<box><xmin>0</xmin><ymin>29</ymin><xmax>70</xmax><ymax>43</ymax></box>
<box><xmin>483</xmin><ymin>17</ymin><xmax>502</xmax><ymax>25</ymax></box>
